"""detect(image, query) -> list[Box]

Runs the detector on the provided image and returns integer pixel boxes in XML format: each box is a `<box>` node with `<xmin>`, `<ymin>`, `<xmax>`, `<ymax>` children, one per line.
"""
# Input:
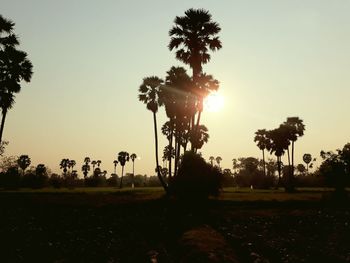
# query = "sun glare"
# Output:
<box><xmin>204</xmin><ymin>92</ymin><xmax>224</xmax><ymax>112</ymax></box>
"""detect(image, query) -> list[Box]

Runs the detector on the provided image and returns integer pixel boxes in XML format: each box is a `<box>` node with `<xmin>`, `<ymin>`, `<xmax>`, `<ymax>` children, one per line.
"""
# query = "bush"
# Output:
<box><xmin>49</xmin><ymin>174</ymin><xmax>63</xmax><ymax>188</ymax></box>
<box><xmin>0</xmin><ymin>166</ymin><xmax>21</xmax><ymax>189</ymax></box>
<box><xmin>169</xmin><ymin>151</ymin><xmax>222</xmax><ymax>199</ymax></box>
<box><xmin>85</xmin><ymin>175</ymin><xmax>107</xmax><ymax>187</ymax></box>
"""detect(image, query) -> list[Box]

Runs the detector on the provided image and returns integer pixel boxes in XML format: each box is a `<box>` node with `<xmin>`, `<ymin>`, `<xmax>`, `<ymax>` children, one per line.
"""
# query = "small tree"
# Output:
<box><xmin>17</xmin><ymin>155</ymin><xmax>31</xmax><ymax>176</ymax></box>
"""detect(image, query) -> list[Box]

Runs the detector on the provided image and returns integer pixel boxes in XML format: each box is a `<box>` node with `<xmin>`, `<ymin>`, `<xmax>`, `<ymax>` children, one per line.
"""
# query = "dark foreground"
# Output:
<box><xmin>0</xmin><ymin>191</ymin><xmax>349</xmax><ymax>263</ymax></box>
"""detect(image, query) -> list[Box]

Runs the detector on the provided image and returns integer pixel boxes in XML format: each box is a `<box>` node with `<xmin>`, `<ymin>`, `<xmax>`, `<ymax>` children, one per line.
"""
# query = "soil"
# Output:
<box><xmin>0</xmin><ymin>193</ymin><xmax>349</xmax><ymax>263</ymax></box>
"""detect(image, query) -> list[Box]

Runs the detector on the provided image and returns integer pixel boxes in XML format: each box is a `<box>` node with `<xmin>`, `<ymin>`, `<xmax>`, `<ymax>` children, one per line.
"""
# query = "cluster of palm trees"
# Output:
<box><xmin>79</xmin><ymin>152</ymin><xmax>138</xmax><ymax>188</ymax></box>
<box><xmin>0</xmin><ymin>15</ymin><xmax>33</xmax><ymax>145</ymax></box>
<box><xmin>59</xmin><ymin>158</ymin><xmax>77</xmax><ymax>178</ymax></box>
<box><xmin>209</xmin><ymin>156</ymin><xmax>222</xmax><ymax>168</ymax></box>
<box><xmin>138</xmin><ymin>9</ymin><xmax>222</xmax><ymax>192</ymax></box>
<box><xmin>254</xmin><ymin>117</ymin><xmax>305</xmax><ymax>189</ymax></box>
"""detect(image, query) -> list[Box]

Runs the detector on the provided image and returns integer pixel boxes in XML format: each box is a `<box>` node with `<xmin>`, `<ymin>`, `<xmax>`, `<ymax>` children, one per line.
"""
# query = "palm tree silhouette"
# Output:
<box><xmin>209</xmin><ymin>156</ymin><xmax>215</xmax><ymax>166</ymax></box>
<box><xmin>82</xmin><ymin>157</ymin><xmax>91</xmax><ymax>178</ymax></box>
<box><xmin>0</xmin><ymin>15</ymin><xmax>33</xmax><ymax>144</ymax></box>
<box><xmin>284</xmin><ymin>117</ymin><xmax>305</xmax><ymax>177</ymax></box>
<box><xmin>189</xmin><ymin>124</ymin><xmax>209</xmax><ymax>151</ymax></box>
<box><xmin>91</xmin><ymin>160</ymin><xmax>97</xmax><ymax>173</ymax></box>
<box><xmin>118</xmin><ymin>151</ymin><xmax>129</xmax><ymax>188</ymax></box>
<box><xmin>113</xmin><ymin>159</ymin><xmax>118</xmax><ymax>175</ymax></box>
<box><xmin>68</xmin><ymin>160</ymin><xmax>76</xmax><ymax>171</ymax></box>
<box><xmin>254</xmin><ymin>129</ymin><xmax>271</xmax><ymax>177</ymax></box>
<box><xmin>96</xmin><ymin>160</ymin><xmax>101</xmax><ymax>167</ymax></box>
<box><xmin>138</xmin><ymin>76</ymin><xmax>168</xmax><ymax>191</ymax></box>
<box><xmin>216</xmin><ymin>156</ymin><xmax>222</xmax><ymax>167</ymax></box>
<box><xmin>81</xmin><ymin>164</ymin><xmax>90</xmax><ymax>178</ymax></box>
<box><xmin>169</xmin><ymin>9</ymin><xmax>221</xmax><ymax>144</ymax></box>
<box><xmin>60</xmin><ymin>158</ymin><xmax>70</xmax><ymax>177</ymax></box>
<box><xmin>169</xmin><ymin>8</ymin><xmax>222</xmax><ymax>80</ymax></box>
<box><xmin>267</xmin><ymin>127</ymin><xmax>290</xmax><ymax>187</ymax></box>
<box><xmin>130</xmin><ymin>153</ymin><xmax>137</xmax><ymax>188</ymax></box>
<box><xmin>0</xmin><ymin>92</ymin><xmax>15</xmax><ymax>143</ymax></box>
<box><xmin>17</xmin><ymin>155</ymin><xmax>31</xmax><ymax>176</ymax></box>
<box><xmin>303</xmin><ymin>153</ymin><xmax>312</xmax><ymax>172</ymax></box>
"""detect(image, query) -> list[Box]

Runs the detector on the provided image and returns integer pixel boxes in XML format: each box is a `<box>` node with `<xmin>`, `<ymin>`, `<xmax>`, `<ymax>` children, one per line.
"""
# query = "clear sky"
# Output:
<box><xmin>2</xmin><ymin>0</ymin><xmax>350</xmax><ymax>176</ymax></box>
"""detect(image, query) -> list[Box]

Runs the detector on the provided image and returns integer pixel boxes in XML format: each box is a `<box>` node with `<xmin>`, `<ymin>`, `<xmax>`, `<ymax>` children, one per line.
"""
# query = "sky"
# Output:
<box><xmin>2</xmin><ymin>0</ymin><xmax>350</xmax><ymax>176</ymax></box>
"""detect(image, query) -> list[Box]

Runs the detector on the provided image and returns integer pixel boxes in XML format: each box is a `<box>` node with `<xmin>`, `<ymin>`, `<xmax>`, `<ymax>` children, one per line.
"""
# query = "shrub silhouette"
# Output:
<box><xmin>169</xmin><ymin>151</ymin><xmax>222</xmax><ymax>199</ymax></box>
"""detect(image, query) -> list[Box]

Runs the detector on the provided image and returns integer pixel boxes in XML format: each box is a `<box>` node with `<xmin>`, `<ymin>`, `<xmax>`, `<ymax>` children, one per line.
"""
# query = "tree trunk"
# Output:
<box><xmin>291</xmin><ymin>141</ymin><xmax>295</xmax><ymax>177</ymax></box>
<box><xmin>168</xmin><ymin>121</ymin><xmax>173</xmax><ymax>178</ymax></box>
<box><xmin>119</xmin><ymin>166</ymin><xmax>124</xmax><ymax>188</ymax></box>
<box><xmin>0</xmin><ymin>109</ymin><xmax>8</xmax><ymax>144</ymax></box>
<box><xmin>153</xmin><ymin>112</ymin><xmax>168</xmax><ymax>191</ymax></box>
<box><xmin>277</xmin><ymin>156</ymin><xmax>281</xmax><ymax>188</ymax></box>
<box><xmin>192</xmin><ymin>108</ymin><xmax>202</xmax><ymax>151</ymax></box>
<box><xmin>132</xmin><ymin>161</ymin><xmax>135</xmax><ymax>188</ymax></box>
<box><xmin>262</xmin><ymin>149</ymin><xmax>266</xmax><ymax>177</ymax></box>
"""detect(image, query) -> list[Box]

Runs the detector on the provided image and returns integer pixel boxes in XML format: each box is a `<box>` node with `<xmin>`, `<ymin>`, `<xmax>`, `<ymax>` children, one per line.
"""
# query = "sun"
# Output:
<box><xmin>204</xmin><ymin>92</ymin><xmax>224</xmax><ymax>112</ymax></box>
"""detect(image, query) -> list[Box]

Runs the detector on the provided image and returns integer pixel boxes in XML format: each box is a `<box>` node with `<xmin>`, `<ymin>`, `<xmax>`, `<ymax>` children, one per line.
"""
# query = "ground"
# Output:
<box><xmin>0</xmin><ymin>187</ymin><xmax>349</xmax><ymax>262</ymax></box>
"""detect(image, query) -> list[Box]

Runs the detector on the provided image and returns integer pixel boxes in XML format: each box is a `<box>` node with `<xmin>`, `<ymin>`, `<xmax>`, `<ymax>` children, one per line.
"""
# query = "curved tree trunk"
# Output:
<box><xmin>0</xmin><ymin>109</ymin><xmax>8</xmax><ymax>144</ymax></box>
<box><xmin>153</xmin><ymin>112</ymin><xmax>168</xmax><ymax>192</ymax></box>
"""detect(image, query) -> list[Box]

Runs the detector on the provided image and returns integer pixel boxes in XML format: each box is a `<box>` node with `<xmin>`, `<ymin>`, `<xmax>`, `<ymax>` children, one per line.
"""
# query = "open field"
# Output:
<box><xmin>0</xmin><ymin>188</ymin><xmax>349</xmax><ymax>262</ymax></box>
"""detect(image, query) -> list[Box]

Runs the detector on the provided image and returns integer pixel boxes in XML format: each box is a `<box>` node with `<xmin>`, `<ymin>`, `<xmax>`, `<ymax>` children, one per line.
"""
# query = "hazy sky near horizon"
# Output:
<box><xmin>2</xmin><ymin>0</ymin><xmax>350</xmax><ymax>176</ymax></box>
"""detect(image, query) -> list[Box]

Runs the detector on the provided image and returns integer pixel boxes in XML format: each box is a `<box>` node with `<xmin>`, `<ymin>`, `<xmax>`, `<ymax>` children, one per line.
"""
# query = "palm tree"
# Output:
<box><xmin>130</xmin><ymin>153</ymin><xmax>137</xmax><ymax>188</ymax></box>
<box><xmin>91</xmin><ymin>160</ymin><xmax>97</xmax><ymax>173</ymax></box>
<box><xmin>189</xmin><ymin>124</ymin><xmax>209</xmax><ymax>151</ymax></box>
<box><xmin>118</xmin><ymin>151</ymin><xmax>129</xmax><ymax>188</ymax></box>
<box><xmin>60</xmin><ymin>158</ymin><xmax>70</xmax><ymax>177</ymax></box>
<box><xmin>254</xmin><ymin>129</ymin><xmax>271</xmax><ymax>176</ymax></box>
<box><xmin>96</xmin><ymin>160</ymin><xmax>101</xmax><ymax>167</ymax></box>
<box><xmin>303</xmin><ymin>153</ymin><xmax>312</xmax><ymax>172</ymax></box>
<box><xmin>216</xmin><ymin>156</ymin><xmax>222</xmax><ymax>168</ymax></box>
<box><xmin>68</xmin><ymin>160</ymin><xmax>76</xmax><ymax>171</ymax></box>
<box><xmin>169</xmin><ymin>8</ymin><xmax>222</xmax><ymax>80</ymax></box>
<box><xmin>113</xmin><ymin>160</ymin><xmax>118</xmax><ymax>175</ymax></box>
<box><xmin>0</xmin><ymin>15</ymin><xmax>33</xmax><ymax>144</ymax></box>
<box><xmin>284</xmin><ymin>117</ymin><xmax>305</xmax><ymax>177</ymax></box>
<box><xmin>267</xmin><ymin>127</ymin><xmax>290</xmax><ymax>188</ymax></box>
<box><xmin>35</xmin><ymin>164</ymin><xmax>46</xmax><ymax>176</ymax></box>
<box><xmin>138</xmin><ymin>76</ymin><xmax>168</xmax><ymax>191</ymax></box>
<box><xmin>0</xmin><ymin>92</ymin><xmax>15</xmax><ymax>143</ymax></box>
<box><xmin>81</xmin><ymin>164</ymin><xmax>90</xmax><ymax>178</ymax></box>
<box><xmin>209</xmin><ymin>156</ymin><xmax>215</xmax><ymax>166</ymax></box>
<box><xmin>17</xmin><ymin>154</ymin><xmax>31</xmax><ymax>176</ymax></box>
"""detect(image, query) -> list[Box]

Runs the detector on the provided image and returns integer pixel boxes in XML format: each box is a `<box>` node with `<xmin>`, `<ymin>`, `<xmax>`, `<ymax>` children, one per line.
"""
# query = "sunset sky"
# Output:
<box><xmin>2</xmin><ymin>0</ymin><xmax>350</xmax><ymax>176</ymax></box>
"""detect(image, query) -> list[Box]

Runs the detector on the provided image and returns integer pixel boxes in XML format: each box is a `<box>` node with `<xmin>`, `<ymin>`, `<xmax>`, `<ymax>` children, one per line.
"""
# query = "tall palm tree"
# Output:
<box><xmin>138</xmin><ymin>76</ymin><xmax>168</xmax><ymax>191</ymax></box>
<box><xmin>209</xmin><ymin>156</ymin><xmax>215</xmax><ymax>166</ymax></box>
<box><xmin>254</xmin><ymin>129</ymin><xmax>271</xmax><ymax>176</ymax></box>
<box><xmin>216</xmin><ymin>156</ymin><xmax>222</xmax><ymax>167</ymax></box>
<box><xmin>169</xmin><ymin>9</ymin><xmax>221</xmax><ymax>145</ymax></box>
<box><xmin>267</xmin><ymin>127</ymin><xmax>290</xmax><ymax>188</ymax></box>
<box><xmin>113</xmin><ymin>159</ymin><xmax>118</xmax><ymax>175</ymax></box>
<box><xmin>0</xmin><ymin>15</ymin><xmax>33</xmax><ymax>144</ymax></box>
<box><xmin>130</xmin><ymin>153</ymin><xmax>137</xmax><ymax>188</ymax></box>
<box><xmin>169</xmin><ymin>8</ymin><xmax>222</xmax><ymax>80</ymax></box>
<box><xmin>303</xmin><ymin>153</ymin><xmax>312</xmax><ymax>172</ymax></box>
<box><xmin>118</xmin><ymin>151</ymin><xmax>129</xmax><ymax>188</ymax></box>
<box><xmin>284</xmin><ymin>117</ymin><xmax>305</xmax><ymax>177</ymax></box>
<box><xmin>60</xmin><ymin>158</ymin><xmax>70</xmax><ymax>177</ymax></box>
<box><xmin>0</xmin><ymin>92</ymin><xmax>15</xmax><ymax>143</ymax></box>
<box><xmin>17</xmin><ymin>154</ymin><xmax>31</xmax><ymax>176</ymax></box>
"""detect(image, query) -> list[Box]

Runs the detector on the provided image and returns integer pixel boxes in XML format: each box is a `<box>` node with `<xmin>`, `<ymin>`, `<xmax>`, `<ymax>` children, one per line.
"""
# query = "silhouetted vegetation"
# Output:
<box><xmin>169</xmin><ymin>151</ymin><xmax>222</xmax><ymax>199</ymax></box>
<box><xmin>0</xmin><ymin>15</ymin><xmax>33</xmax><ymax>144</ymax></box>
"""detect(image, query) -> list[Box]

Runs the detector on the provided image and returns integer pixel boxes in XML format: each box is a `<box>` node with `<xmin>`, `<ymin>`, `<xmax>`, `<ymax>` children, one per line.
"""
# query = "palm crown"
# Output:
<box><xmin>138</xmin><ymin>76</ymin><xmax>164</xmax><ymax>113</ymax></box>
<box><xmin>169</xmin><ymin>8</ymin><xmax>222</xmax><ymax>77</ymax></box>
